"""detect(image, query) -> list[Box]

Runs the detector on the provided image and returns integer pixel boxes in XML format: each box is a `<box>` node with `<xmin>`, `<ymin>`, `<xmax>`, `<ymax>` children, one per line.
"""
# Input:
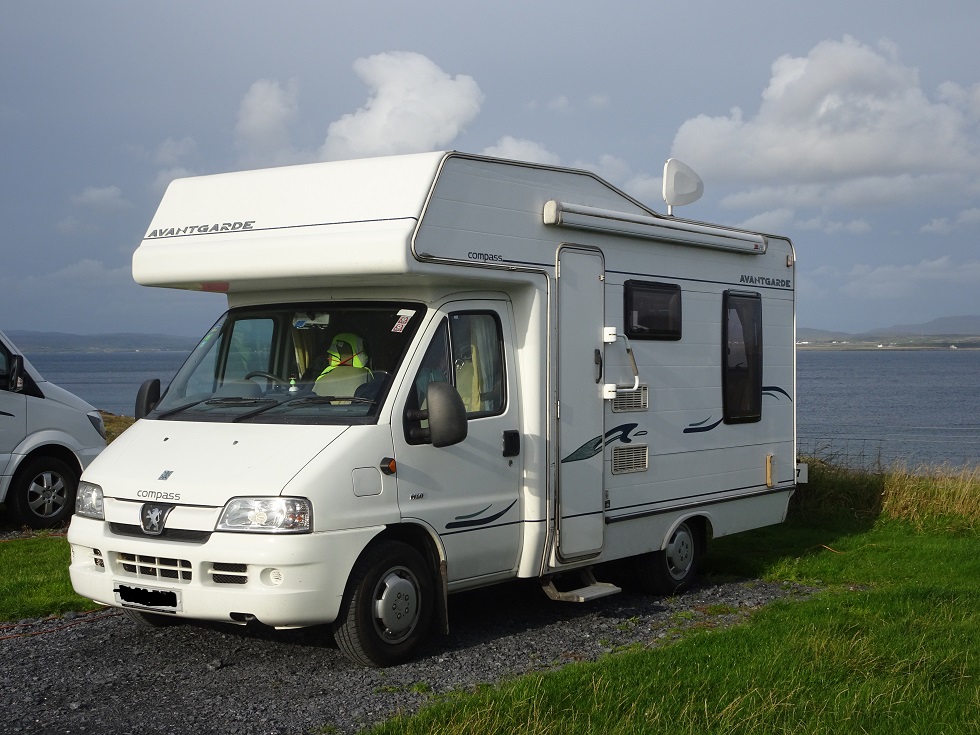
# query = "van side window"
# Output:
<box><xmin>722</xmin><ymin>291</ymin><xmax>762</xmax><ymax>423</ymax></box>
<box><xmin>624</xmin><ymin>281</ymin><xmax>682</xmax><ymax>340</ymax></box>
<box><xmin>405</xmin><ymin>311</ymin><xmax>505</xmax><ymax>444</ymax></box>
<box><xmin>0</xmin><ymin>344</ymin><xmax>9</xmax><ymax>390</ymax></box>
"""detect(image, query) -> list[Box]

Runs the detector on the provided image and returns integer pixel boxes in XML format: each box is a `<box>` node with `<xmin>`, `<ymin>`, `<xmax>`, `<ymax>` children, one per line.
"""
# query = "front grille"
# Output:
<box><xmin>110</xmin><ymin>523</ymin><xmax>211</xmax><ymax>544</ymax></box>
<box><xmin>210</xmin><ymin>562</ymin><xmax>248</xmax><ymax>585</ymax></box>
<box><xmin>115</xmin><ymin>552</ymin><xmax>193</xmax><ymax>582</ymax></box>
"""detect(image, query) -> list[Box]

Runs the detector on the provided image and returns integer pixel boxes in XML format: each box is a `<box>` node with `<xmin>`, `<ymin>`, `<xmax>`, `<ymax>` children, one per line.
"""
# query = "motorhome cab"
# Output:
<box><xmin>68</xmin><ymin>151</ymin><xmax>802</xmax><ymax>666</ymax></box>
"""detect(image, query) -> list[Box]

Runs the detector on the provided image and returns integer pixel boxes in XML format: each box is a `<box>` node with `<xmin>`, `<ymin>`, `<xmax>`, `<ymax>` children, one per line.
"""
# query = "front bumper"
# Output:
<box><xmin>67</xmin><ymin>516</ymin><xmax>383</xmax><ymax>627</ymax></box>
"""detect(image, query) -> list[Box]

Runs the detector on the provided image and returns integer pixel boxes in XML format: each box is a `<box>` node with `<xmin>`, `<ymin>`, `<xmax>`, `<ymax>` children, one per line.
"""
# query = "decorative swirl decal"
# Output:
<box><xmin>560</xmin><ymin>423</ymin><xmax>648</xmax><ymax>463</ymax></box>
<box><xmin>446</xmin><ymin>500</ymin><xmax>518</xmax><ymax>529</ymax></box>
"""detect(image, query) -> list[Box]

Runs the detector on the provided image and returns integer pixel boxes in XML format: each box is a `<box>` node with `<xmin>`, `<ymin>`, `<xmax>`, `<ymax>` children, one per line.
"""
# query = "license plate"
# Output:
<box><xmin>114</xmin><ymin>583</ymin><xmax>182</xmax><ymax>612</ymax></box>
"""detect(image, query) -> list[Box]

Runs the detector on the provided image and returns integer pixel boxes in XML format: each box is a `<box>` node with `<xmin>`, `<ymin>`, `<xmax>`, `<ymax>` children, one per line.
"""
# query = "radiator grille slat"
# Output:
<box><xmin>115</xmin><ymin>552</ymin><xmax>193</xmax><ymax>582</ymax></box>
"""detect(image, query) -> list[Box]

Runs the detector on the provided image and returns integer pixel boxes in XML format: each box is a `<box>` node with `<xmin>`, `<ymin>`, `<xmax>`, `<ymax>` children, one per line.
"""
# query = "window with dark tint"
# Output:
<box><xmin>624</xmin><ymin>281</ymin><xmax>682</xmax><ymax>340</ymax></box>
<box><xmin>722</xmin><ymin>291</ymin><xmax>762</xmax><ymax>423</ymax></box>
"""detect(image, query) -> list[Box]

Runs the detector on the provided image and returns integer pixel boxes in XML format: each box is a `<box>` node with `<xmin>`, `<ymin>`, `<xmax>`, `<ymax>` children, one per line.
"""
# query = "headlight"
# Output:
<box><xmin>216</xmin><ymin>497</ymin><xmax>312</xmax><ymax>533</ymax></box>
<box><xmin>76</xmin><ymin>482</ymin><xmax>105</xmax><ymax>520</ymax></box>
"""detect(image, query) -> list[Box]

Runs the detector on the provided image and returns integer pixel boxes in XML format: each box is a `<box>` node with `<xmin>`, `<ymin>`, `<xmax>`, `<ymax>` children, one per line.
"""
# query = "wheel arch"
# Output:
<box><xmin>365</xmin><ymin>521</ymin><xmax>449</xmax><ymax>634</ymax></box>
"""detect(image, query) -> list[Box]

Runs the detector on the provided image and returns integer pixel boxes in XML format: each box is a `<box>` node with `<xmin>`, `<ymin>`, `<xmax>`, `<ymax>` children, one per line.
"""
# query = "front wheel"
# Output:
<box><xmin>333</xmin><ymin>540</ymin><xmax>434</xmax><ymax>667</ymax></box>
<box><xmin>7</xmin><ymin>456</ymin><xmax>79</xmax><ymax>529</ymax></box>
<box><xmin>634</xmin><ymin>520</ymin><xmax>701</xmax><ymax>595</ymax></box>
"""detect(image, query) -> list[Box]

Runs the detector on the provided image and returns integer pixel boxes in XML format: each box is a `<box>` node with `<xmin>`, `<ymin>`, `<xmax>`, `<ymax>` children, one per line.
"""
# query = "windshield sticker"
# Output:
<box><xmin>392</xmin><ymin>310</ymin><xmax>416</xmax><ymax>333</ymax></box>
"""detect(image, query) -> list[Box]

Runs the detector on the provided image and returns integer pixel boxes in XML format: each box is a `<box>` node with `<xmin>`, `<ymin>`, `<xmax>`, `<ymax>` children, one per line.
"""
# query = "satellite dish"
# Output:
<box><xmin>662</xmin><ymin>158</ymin><xmax>704</xmax><ymax>215</ymax></box>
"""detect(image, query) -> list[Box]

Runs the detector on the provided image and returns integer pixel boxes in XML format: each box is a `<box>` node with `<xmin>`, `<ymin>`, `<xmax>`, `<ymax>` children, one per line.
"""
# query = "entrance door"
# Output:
<box><xmin>556</xmin><ymin>247</ymin><xmax>606</xmax><ymax>560</ymax></box>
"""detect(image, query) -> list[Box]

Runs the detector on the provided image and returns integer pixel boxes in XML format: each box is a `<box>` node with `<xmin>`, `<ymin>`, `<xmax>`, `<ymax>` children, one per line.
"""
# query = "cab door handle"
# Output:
<box><xmin>502</xmin><ymin>430</ymin><xmax>521</xmax><ymax>457</ymax></box>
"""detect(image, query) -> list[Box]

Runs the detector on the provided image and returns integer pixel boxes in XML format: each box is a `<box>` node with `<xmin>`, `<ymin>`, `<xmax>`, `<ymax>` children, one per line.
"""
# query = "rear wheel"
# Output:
<box><xmin>635</xmin><ymin>520</ymin><xmax>701</xmax><ymax>595</ymax></box>
<box><xmin>333</xmin><ymin>540</ymin><xmax>434</xmax><ymax>667</ymax></box>
<box><xmin>7</xmin><ymin>456</ymin><xmax>78</xmax><ymax>529</ymax></box>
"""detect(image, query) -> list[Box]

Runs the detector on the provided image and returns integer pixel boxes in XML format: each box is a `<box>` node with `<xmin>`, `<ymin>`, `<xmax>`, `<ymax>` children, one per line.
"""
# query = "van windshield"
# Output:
<box><xmin>150</xmin><ymin>302</ymin><xmax>425</xmax><ymax>425</ymax></box>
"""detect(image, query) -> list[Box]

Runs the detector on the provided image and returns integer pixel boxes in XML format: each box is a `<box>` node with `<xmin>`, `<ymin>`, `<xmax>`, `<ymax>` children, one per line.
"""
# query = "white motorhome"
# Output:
<box><xmin>1</xmin><ymin>330</ymin><xmax>106</xmax><ymax>528</ymax></box>
<box><xmin>68</xmin><ymin>151</ymin><xmax>802</xmax><ymax>666</ymax></box>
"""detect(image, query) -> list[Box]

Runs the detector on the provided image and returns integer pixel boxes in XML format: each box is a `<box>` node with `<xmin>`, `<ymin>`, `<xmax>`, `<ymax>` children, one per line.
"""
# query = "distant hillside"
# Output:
<box><xmin>798</xmin><ymin>315</ymin><xmax>980</xmax><ymax>348</ymax></box>
<box><xmin>864</xmin><ymin>315</ymin><xmax>980</xmax><ymax>337</ymax></box>
<box><xmin>5</xmin><ymin>330</ymin><xmax>196</xmax><ymax>352</ymax></box>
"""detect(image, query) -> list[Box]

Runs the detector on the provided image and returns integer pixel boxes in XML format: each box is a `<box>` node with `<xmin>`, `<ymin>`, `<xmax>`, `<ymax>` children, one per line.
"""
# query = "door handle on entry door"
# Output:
<box><xmin>502</xmin><ymin>430</ymin><xmax>521</xmax><ymax>457</ymax></box>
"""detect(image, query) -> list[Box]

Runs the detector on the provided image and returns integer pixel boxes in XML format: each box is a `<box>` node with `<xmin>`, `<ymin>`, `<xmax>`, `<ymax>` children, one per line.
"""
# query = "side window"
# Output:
<box><xmin>722</xmin><ymin>291</ymin><xmax>762</xmax><ymax>423</ymax></box>
<box><xmin>0</xmin><ymin>344</ymin><xmax>10</xmax><ymax>391</ymax></box>
<box><xmin>405</xmin><ymin>311</ymin><xmax>505</xmax><ymax>444</ymax></box>
<box><xmin>450</xmin><ymin>312</ymin><xmax>505</xmax><ymax>416</ymax></box>
<box><xmin>624</xmin><ymin>281</ymin><xmax>682</xmax><ymax>340</ymax></box>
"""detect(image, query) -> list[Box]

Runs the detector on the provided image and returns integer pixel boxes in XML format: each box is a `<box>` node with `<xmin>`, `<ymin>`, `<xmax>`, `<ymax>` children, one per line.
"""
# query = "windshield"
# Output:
<box><xmin>151</xmin><ymin>301</ymin><xmax>425</xmax><ymax>424</ymax></box>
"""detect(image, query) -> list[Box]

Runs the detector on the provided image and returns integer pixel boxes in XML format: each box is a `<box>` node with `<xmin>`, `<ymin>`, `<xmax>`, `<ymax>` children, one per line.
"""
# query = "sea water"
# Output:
<box><xmin>23</xmin><ymin>348</ymin><xmax>980</xmax><ymax>469</ymax></box>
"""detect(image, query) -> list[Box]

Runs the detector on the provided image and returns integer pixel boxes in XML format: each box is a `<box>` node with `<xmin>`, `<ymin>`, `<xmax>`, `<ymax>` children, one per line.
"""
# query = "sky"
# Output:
<box><xmin>2</xmin><ymin>1</ymin><xmax>979</xmax><ymax>337</ymax></box>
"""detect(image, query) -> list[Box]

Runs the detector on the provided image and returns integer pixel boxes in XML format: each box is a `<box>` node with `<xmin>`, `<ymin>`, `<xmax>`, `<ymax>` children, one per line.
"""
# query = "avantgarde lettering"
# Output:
<box><xmin>739</xmin><ymin>274</ymin><xmax>792</xmax><ymax>288</ymax></box>
<box><xmin>145</xmin><ymin>221</ymin><xmax>255</xmax><ymax>239</ymax></box>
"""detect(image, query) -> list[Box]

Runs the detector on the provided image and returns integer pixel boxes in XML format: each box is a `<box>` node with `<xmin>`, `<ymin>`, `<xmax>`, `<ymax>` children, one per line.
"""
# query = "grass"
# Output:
<box><xmin>361</xmin><ymin>459</ymin><xmax>980</xmax><ymax>735</ymax></box>
<box><xmin>0</xmin><ymin>535</ymin><xmax>99</xmax><ymax>620</ymax></box>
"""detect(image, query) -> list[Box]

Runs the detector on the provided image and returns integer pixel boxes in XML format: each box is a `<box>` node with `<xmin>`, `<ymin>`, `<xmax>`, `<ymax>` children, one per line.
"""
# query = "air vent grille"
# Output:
<box><xmin>612</xmin><ymin>385</ymin><xmax>649</xmax><ymax>412</ymax></box>
<box><xmin>611</xmin><ymin>444</ymin><xmax>649</xmax><ymax>474</ymax></box>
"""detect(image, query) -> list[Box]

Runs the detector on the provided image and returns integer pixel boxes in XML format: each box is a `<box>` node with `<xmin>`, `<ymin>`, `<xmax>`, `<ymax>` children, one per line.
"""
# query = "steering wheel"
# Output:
<box><xmin>244</xmin><ymin>371</ymin><xmax>289</xmax><ymax>385</ymax></box>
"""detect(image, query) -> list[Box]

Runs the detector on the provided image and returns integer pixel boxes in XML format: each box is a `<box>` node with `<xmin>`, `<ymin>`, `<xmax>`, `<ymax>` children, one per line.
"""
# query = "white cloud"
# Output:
<box><xmin>70</xmin><ymin>185</ymin><xmax>129</xmax><ymax>210</ymax></box>
<box><xmin>155</xmin><ymin>137</ymin><xmax>197</xmax><ymax>167</ymax></box>
<box><xmin>835</xmin><ymin>256</ymin><xmax>980</xmax><ymax>300</ymax></box>
<box><xmin>235</xmin><ymin>79</ymin><xmax>301</xmax><ymax>167</ymax></box>
<box><xmin>921</xmin><ymin>207</ymin><xmax>980</xmax><ymax>233</ymax></box>
<box><xmin>672</xmin><ymin>36</ymin><xmax>980</xmax><ymax>192</ymax></box>
<box><xmin>320</xmin><ymin>52</ymin><xmax>483</xmax><ymax>160</ymax></box>
<box><xmin>482</xmin><ymin>137</ymin><xmax>561</xmax><ymax>165</ymax></box>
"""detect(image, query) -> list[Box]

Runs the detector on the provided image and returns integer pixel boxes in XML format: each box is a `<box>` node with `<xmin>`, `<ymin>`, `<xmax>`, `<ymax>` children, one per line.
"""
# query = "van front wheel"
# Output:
<box><xmin>333</xmin><ymin>540</ymin><xmax>434</xmax><ymax>667</ymax></box>
<box><xmin>8</xmin><ymin>456</ymin><xmax>78</xmax><ymax>529</ymax></box>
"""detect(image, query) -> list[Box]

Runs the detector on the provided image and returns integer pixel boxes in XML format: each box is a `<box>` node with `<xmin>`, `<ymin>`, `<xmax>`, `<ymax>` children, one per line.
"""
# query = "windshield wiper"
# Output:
<box><xmin>279</xmin><ymin>395</ymin><xmax>377</xmax><ymax>406</ymax></box>
<box><xmin>155</xmin><ymin>396</ymin><xmax>275</xmax><ymax>420</ymax></box>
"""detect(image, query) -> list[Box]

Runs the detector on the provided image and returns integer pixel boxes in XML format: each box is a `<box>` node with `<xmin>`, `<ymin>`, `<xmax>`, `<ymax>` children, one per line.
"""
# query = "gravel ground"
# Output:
<box><xmin>1</xmin><ymin>542</ymin><xmax>812</xmax><ymax>735</ymax></box>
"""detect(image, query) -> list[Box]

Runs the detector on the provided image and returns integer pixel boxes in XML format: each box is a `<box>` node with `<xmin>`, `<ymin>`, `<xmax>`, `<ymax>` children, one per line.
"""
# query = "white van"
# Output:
<box><xmin>1</xmin><ymin>330</ymin><xmax>106</xmax><ymax>528</ymax></box>
<box><xmin>68</xmin><ymin>151</ymin><xmax>803</xmax><ymax>666</ymax></box>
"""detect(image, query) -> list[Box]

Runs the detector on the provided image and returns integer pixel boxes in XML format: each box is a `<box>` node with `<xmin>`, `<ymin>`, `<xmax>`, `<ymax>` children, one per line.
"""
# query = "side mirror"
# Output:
<box><xmin>135</xmin><ymin>378</ymin><xmax>161</xmax><ymax>420</ymax></box>
<box><xmin>7</xmin><ymin>355</ymin><xmax>24</xmax><ymax>392</ymax></box>
<box><xmin>425</xmin><ymin>381</ymin><xmax>468</xmax><ymax>448</ymax></box>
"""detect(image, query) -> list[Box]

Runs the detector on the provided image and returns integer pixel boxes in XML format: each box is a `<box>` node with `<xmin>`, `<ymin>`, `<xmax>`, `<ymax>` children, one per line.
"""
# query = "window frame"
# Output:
<box><xmin>623</xmin><ymin>280</ymin><xmax>683</xmax><ymax>341</ymax></box>
<box><xmin>722</xmin><ymin>290</ymin><xmax>763</xmax><ymax>424</ymax></box>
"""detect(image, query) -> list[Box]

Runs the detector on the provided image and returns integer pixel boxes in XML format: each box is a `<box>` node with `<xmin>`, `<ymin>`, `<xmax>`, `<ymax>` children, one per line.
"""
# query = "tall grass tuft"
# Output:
<box><xmin>880</xmin><ymin>464</ymin><xmax>980</xmax><ymax>532</ymax></box>
<box><xmin>794</xmin><ymin>454</ymin><xmax>980</xmax><ymax>531</ymax></box>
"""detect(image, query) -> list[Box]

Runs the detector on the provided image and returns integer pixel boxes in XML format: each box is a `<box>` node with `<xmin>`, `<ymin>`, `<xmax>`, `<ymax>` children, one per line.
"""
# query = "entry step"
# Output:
<box><xmin>541</xmin><ymin>568</ymin><xmax>622</xmax><ymax>603</ymax></box>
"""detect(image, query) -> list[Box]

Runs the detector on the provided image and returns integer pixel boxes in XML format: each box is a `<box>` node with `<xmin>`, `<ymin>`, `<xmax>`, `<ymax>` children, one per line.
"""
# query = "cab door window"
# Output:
<box><xmin>405</xmin><ymin>311</ymin><xmax>505</xmax><ymax>443</ymax></box>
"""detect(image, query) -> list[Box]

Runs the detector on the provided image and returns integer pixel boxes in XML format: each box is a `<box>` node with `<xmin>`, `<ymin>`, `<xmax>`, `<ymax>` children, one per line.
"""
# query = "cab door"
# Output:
<box><xmin>392</xmin><ymin>301</ymin><xmax>522</xmax><ymax>582</ymax></box>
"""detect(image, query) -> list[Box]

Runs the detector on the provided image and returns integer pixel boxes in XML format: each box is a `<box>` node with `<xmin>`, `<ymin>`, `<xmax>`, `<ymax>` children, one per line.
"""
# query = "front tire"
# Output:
<box><xmin>635</xmin><ymin>520</ymin><xmax>701</xmax><ymax>595</ymax></box>
<box><xmin>333</xmin><ymin>540</ymin><xmax>434</xmax><ymax>667</ymax></box>
<box><xmin>7</xmin><ymin>456</ymin><xmax>78</xmax><ymax>529</ymax></box>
